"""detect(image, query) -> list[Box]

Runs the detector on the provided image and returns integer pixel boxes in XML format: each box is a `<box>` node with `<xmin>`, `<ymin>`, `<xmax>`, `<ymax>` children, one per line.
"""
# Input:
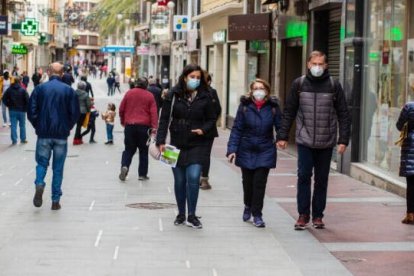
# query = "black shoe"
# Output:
<box><xmin>174</xmin><ymin>214</ymin><xmax>186</xmax><ymax>225</ymax></box>
<box><xmin>51</xmin><ymin>202</ymin><xmax>61</xmax><ymax>210</ymax></box>
<box><xmin>105</xmin><ymin>141</ymin><xmax>113</xmax><ymax>145</ymax></box>
<box><xmin>186</xmin><ymin>215</ymin><xmax>202</xmax><ymax>229</ymax></box>
<box><xmin>33</xmin><ymin>185</ymin><xmax>44</xmax><ymax>207</ymax></box>
<box><xmin>138</xmin><ymin>175</ymin><xmax>150</xmax><ymax>181</ymax></box>
<box><xmin>119</xmin><ymin>166</ymin><xmax>128</xmax><ymax>181</ymax></box>
<box><xmin>89</xmin><ymin>140</ymin><xmax>97</xmax><ymax>144</ymax></box>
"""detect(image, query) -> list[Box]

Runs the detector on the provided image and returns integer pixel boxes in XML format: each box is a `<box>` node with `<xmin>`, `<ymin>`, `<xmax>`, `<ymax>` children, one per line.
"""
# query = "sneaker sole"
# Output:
<box><xmin>174</xmin><ymin>221</ymin><xmax>185</xmax><ymax>226</ymax></box>
<box><xmin>294</xmin><ymin>225</ymin><xmax>307</xmax><ymax>230</ymax></box>
<box><xmin>186</xmin><ymin>221</ymin><xmax>203</xmax><ymax>229</ymax></box>
<box><xmin>243</xmin><ymin>217</ymin><xmax>251</xmax><ymax>222</ymax></box>
<box><xmin>119</xmin><ymin>167</ymin><xmax>128</xmax><ymax>181</ymax></box>
<box><xmin>253</xmin><ymin>223</ymin><xmax>266</xmax><ymax>228</ymax></box>
<box><xmin>313</xmin><ymin>224</ymin><xmax>325</xmax><ymax>229</ymax></box>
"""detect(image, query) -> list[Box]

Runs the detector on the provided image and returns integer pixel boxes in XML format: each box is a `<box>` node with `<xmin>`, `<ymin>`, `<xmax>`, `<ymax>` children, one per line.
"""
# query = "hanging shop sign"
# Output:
<box><xmin>137</xmin><ymin>45</ymin><xmax>150</xmax><ymax>55</ymax></box>
<box><xmin>173</xmin><ymin>15</ymin><xmax>189</xmax><ymax>32</ymax></box>
<box><xmin>150</xmin><ymin>3</ymin><xmax>171</xmax><ymax>42</ymax></box>
<box><xmin>213</xmin><ymin>30</ymin><xmax>226</xmax><ymax>44</ymax></box>
<box><xmin>0</xmin><ymin>16</ymin><xmax>8</xmax><ymax>35</ymax></box>
<box><xmin>187</xmin><ymin>28</ymin><xmax>198</xmax><ymax>51</ymax></box>
<box><xmin>100</xmin><ymin>45</ymin><xmax>135</xmax><ymax>53</ymax></box>
<box><xmin>228</xmin><ymin>13</ymin><xmax>271</xmax><ymax>41</ymax></box>
<box><xmin>20</xmin><ymin>18</ymin><xmax>39</xmax><ymax>36</ymax></box>
<box><xmin>11</xmin><ymin>44</ymin><xmax>28</xmax><ymax>55</ymax></box>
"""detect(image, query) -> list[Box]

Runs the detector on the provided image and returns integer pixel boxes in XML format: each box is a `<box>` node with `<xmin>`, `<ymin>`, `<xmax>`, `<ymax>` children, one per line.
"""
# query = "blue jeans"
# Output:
<box><xmin>172</xmin><ymin>164</ymin><xmax>201</xmax><ymax>215</ymax></box>
<box><xmin>34</xmin><ymin>138</ymin><xmax>68</xmax><ymax>202</ymax></box>
<box><xmin>297</xmin><ymin>144</ymin><xmax>333</xmax><ymax>219</ymax></box>
<box><xmin>106</xmin><ymin>124</ymin><xmax>114</xmax><ymax>141</ymax></box>
<box><xmin>9</xmin><ymin>110</ymin><xmax>26</xmax><ymax>143</ymax></box>
<box><xmin>1</xmin><ymin>100</ymin><xmax>8</xmax><ymax>124</ymax></box>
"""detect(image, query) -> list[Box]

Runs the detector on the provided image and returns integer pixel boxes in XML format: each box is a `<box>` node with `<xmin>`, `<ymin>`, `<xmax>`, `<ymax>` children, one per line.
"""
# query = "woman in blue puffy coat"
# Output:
<box><xmin>396</xmin><ymin>102</ymin><xmax>414</xmax><ymax>224</ymax></box>
<box><xmin>227</xmin><ymin>79</ymin><xmax>281</xmax><ymax>228</ymax></box>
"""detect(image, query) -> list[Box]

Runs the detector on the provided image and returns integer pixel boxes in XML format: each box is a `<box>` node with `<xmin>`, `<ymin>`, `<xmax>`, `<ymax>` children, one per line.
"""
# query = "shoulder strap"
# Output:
<box><xmin>168</xmin><ymin>95</ymin><xmax>175</xmax><ymax>127</ymax></box>
<box><xmin>298</xmin><ymin>75</ymin><xmax>306</xmax><ymax>94</ymax></box>
<box><xmin>329</xmin><ymin>76</ymin><xmax>337</xmax><ymax>101</ymax></box>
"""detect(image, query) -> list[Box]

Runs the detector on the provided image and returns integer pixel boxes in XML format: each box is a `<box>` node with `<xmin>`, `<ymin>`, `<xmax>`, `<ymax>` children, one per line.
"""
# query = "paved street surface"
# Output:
<box><xmin>0</xmin><ymin>77</ymin><xmax>412</xmax><ymax>275</ymax></box>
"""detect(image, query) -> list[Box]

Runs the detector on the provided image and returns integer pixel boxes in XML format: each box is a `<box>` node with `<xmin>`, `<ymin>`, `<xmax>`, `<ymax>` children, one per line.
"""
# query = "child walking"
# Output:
<box><xmin>81</xmin><ymin>98</ymin><xmax>99</xmax><ymax>143</ymax></box>
<box><xmin>102</xmin><ymin>103</ymin><xmax>116</xmax><ymax>144</ymax></box>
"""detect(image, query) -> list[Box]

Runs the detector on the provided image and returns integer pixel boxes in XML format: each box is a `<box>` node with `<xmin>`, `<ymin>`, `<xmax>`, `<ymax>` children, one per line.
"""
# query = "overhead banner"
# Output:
<box><xmin>228</xmin><ymin>13</ymin><xmax>272</xmax><ymax>41</ymax></box>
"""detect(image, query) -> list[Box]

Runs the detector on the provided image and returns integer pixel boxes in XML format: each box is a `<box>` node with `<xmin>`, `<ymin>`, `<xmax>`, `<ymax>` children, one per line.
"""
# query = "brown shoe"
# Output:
<box><xmin>402</xmin><ymin>213</ymin><xmax>414</xmax><ymax>224</ymax></box>
<box><xmin>51</xmin><ymin>202</ymin><xmax>61</xmax><ymax>210</ymax></box>
<box><xmin>200</xmin><ymin>177</ymin><xmax>211</xmax><ymax>190</ymax></box>
<box><xmin>312</xmin><ymin>217</ymin><xmax>325</xmax><ymax>229</ymax></box>
<box><xmin>294</xmin><ymin>214</ymin><xmax>310</xmax><ymax>230</ymax></box>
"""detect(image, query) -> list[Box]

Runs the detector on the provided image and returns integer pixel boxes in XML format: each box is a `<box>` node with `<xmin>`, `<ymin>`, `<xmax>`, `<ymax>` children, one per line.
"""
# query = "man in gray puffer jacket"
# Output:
<box><xmin>277</xmin><ymin>50</ymin><xmax>351</xmax><ymax>230</ymax></box>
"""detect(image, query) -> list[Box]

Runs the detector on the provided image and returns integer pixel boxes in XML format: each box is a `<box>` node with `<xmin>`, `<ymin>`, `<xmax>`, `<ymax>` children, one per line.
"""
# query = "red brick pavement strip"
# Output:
<box><xmin>214</xmin><ymin>129</ymin><xmax>414</xmax><ymax>275</ymax></box>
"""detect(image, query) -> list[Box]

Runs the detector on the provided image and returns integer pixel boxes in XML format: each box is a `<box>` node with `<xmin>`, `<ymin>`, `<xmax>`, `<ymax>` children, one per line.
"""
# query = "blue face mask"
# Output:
<box><xmin>187</xmin><ymin>78</ymin><xmax>200</xmax><ymax>90</ymax></box>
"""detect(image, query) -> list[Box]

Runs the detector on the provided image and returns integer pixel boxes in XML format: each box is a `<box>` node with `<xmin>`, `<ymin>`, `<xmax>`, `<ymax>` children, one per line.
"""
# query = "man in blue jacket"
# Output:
<box><xmin>28</xmin><ymin>62</ymin><xmax>80</xmax><ymax>210</ymax></box>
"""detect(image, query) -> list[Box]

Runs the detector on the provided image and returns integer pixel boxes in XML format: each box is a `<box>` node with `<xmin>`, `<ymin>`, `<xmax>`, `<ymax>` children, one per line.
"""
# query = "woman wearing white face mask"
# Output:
<box><xmin>157</xmin><ymin>64</ymin><xmax>217</xmax><ymax>229</ymax></box>
<box><xmin>227</xmin><ymin>79</ymin><xmax>282</xmax><ymax>228</ymax></box>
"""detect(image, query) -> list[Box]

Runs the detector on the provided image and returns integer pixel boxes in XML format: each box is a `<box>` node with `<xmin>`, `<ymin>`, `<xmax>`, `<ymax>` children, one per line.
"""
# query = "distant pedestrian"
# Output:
<box><xmin>147</xmin><ymin>77</ymin><xmax>163</xmax><ymax>113</ymax></box>
<box><xmin>227</xmin><ymin>79</ymin><xmax>281</xmax><ymax>228</ymax></box>
<box><xmin>0</xmin><ymin>70</ymin><xmax>14</xmax><ymax>127</ymax></box>
<box><xmin>2</xmin><ymin>76</ymin><xmax>29</xmax><ymax>144</ymax></box>
<box><xmin>81</xmin><ymin>98</ymin><xmax>98</xmax><ymax>144</ymax></box>
<box><xmin>156</xmin><ymin>64</ymin><xmax>216</xmax><ymax>229</ymax></box>
<box><xmin>73</xmin><ymin>81</ymin><xmax>91</xmax><ymax>145</ymax></box>
<box><xmin>80</xmin><ymin>76</ymin><xmax>94</xmax><ymax>98</ymax></box>
<box><xmin>12</xmin><ymin>66</ymin><xmax>19</xmax><ymax>77</ymax></box>
<box><xmin>114</xmin><ymin>74</ymin><xmax>121</xmax><ymax>93</ymax></box>
<box><xmin>199</xmin><ymin>71</ymin><xmax>221</xmax><ymax>190</ymax></box>
<box><xmin>276</xmin><ymin>50</ymin><xmax>351</xmax><ymax>230</ymax></box>
<box><xmin>396</xmin><ymin>103</ymin><xmax>414</xmax><ymax>224</ymax></box>
<box><xmin>62</xmin><ymin>66</ymin><xmax>75</xmax><ymax>86</ymax></box>
<box><xmin>27</xmin><ymin>62</ymin><xmax>80</xmax><ymax>210</ymax></box>
<box><xmin>32</xmin><ymin>67</ymin><xmax>42</xmax><ymax>87</ymax></box>
<box><xmin>21</xmin><ymin>71</ymin><xmax>30</xmax><ymax>89</ymax></box>
<box><xmin>106</xmin><ymin>74</ymin><xmax>115</xmax><ymax>96</ymax></box>
<box><xmin>102</xmin><ymin>103</ymin><xmax>116</xmax><ymax>144</ymax></box>
<box><xmin>118</xmin><ymin>77</ymin><xmax>158</xmax><ymax>182</ymax></box>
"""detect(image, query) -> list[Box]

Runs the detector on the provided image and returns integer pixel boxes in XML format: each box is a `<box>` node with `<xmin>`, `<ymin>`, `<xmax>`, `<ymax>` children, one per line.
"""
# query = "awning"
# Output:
<box><xmin>263</xmin><ymin>0</ymin><xmax>278</xmax><ymax>4</ymax></box>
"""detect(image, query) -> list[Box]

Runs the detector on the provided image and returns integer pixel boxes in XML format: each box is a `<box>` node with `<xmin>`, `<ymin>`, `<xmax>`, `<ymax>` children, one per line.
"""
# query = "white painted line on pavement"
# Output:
<box><xmin>22</xmin><ymin>157</ymin><xmax>27</xmax><ymax>161</ymax></box>
<box><xmin>94</xmin><ymin>230</ymin><xmax>103</xmax><ymax>247</ymax></box>
<box><xmin>89</xmin><ymin>200</ymin><xmax>95</xmax><ymax>211</ymax></box>
<box><xmin>26</xmin><ymin>169</ymin><xmax>34</xmax><ymax>175</ymax></box>
<box><xmin>167</xmin><ymin>187</ymin><xmax>171</xmax><ymax>194</ymax></box>
<box><xmin>9</xmin><ymin>165</ymin><xmax>16</xmax><ymax>170</ymax></box>
<box><xmin>186</xmin><ymin>260</ymin><xmax>191</xmax><ymax>269</ymax></box>
<box><xmin>14</xmin><ymin>178</ymin><xmax>23</xmax><ymax>186</ymax></box>
<box><xmin>113</xmin><ymin>246</ymin><xmax>119</xmax><ymax>260</ymax></box>
<box><xmin>159</xmin><ymin>218</ymin><xmax>163</xmax><ymax>232</ymax></box>
<box><xmin>212</xmin><ymin>268</ymin><xmax>218</xmax><ymax>276</ymax></box>
<box><xmin>105</xmin><ymin>161</ymin><xmax>109</xmax><ymax>165</ymax></box>
<box><xmin>0</xmin><ymin>173</ymin><xmax>3</xmax><ymax>177</ymax></box>
<box><xmin>124</xmin><ymin>192</ymin><xmax>128</xmax><ymax>199</ymax></box>
<box><xmin>133</xmin><ymin>226</ymin><xmax>140</xmax><ymax>231</ymax></box>
<box><xmin>1</xmin><ymin>192</ymin><xmax>6</xmax><ymax>196</ymax></box>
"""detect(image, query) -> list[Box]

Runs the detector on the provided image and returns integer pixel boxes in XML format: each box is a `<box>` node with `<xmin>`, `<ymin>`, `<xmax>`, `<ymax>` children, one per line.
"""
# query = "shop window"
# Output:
<box><xmin>362</xmin><ymin>0</ymin><xmax>407</xmax><ymax>174</ymax></box>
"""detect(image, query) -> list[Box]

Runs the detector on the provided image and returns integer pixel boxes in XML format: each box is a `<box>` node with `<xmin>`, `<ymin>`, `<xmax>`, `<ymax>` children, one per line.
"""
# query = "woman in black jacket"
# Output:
<box><xmin>156</xmin><ymin>65</ymin><xmax>216</xmax><ymax>229</ymax></box>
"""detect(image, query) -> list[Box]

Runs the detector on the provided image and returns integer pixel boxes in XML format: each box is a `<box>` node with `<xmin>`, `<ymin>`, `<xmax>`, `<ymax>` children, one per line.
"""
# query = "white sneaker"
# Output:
<box><xmin>2</xmin><ymin>123</ymin><xmax>6</xmax><ymax>127</ymax></box>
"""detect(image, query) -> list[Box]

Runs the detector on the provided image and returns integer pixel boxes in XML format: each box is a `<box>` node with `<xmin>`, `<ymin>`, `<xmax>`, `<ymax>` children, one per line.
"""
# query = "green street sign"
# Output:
<box><xmin>12</xmin><ymin>44</ymin><xmax>28</xmax><ymax>55</ymax></box>
<box><xmin>11</xmin><ymin>23</ymin><xmax>21</xmax><ymax>30</ymax></box>
<box><xmin>20</xmin><ymin>18</ymin><xmax>39</xmax><ymax>36</ymax></box>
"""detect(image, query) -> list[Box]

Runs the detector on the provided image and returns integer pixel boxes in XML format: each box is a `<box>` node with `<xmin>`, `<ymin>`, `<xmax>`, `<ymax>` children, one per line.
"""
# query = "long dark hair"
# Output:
<box><xmin>176</xmin><ymin>64</ymin><xmax>207</xmax><ymax>96</ymax></box>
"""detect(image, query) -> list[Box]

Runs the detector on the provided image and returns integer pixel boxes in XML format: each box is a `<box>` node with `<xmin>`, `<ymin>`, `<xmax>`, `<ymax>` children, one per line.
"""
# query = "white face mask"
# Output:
<box><xmin>310</xmin><ymin>65</ymin><xmax>324</xmax><ymax>77</ymax></box>
<box><xmin>253</xmin><ymin>89</ymin><xmax>266</xmax><ymax>101</ymax></box>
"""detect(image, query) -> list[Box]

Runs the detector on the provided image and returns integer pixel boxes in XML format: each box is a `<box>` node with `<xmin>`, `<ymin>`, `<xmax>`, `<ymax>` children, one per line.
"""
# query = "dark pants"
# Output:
<box><xmin>121</xmin><ymin>125</ymin><xmax>149</xmax><ymax>177</ymax></box>
<box><xmin>241</xmin><ymin>167</ymin><xmax>270</xmax><ymax>217</ymax></box>
<box><xmin>201</xmin><ymin>139</ymin><xmax>214</xmax><ymax>178</ymax></box>
<box><xmin>81</xmin><ymin>120</ymin><xmax>96</xmax><ymax>141</ymax></box>
<box><xmin>74</xmin><ymin>114</ymin><xmax>86</xmax><ymax>140</ymax></box>
<box><xmin>297</xmin><ymin>144</ymin><xmax>333</xmax><ymax>219</ymax></box>
<box><xmin>406</xmin><ymin>176</ymin><xmax>414</xmax><ymax>213</ymax></box>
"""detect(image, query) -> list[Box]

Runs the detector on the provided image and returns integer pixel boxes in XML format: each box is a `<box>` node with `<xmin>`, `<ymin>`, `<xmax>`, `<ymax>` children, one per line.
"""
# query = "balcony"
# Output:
<box><xmin>201</xmin><ymin>0</ymin><xmax>239</xmax><ymax>13</ymax></box>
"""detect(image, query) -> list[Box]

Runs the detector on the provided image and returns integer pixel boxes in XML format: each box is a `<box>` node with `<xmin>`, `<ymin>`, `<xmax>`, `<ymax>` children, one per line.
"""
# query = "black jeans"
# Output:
<box><xmin>121</xmin><ymin>125</ymin><xmax>150</xmax><ymax>177</ymax></box>
<box><xmin>201</xmin><ymin>139</ymin><xmax>214</xmax><ymax>178</ymax></box>
<box><xmin>241</xmin><ymin>167</ymin><xmax>270</xmax><ymax>217</ymax></box>
<box><xmin>406</xmin><ymin>176</ymin><xmax>414</xmax><ymax>213</ymax></box>
<box><xmin>74</xmin><ymin>114</ymin><xmax>86</xmax><ymax>140</ymax></box>
<box><xmin>81</xmin><ymin>120</ymin><xmax>96</xmax><ymax>141</ymax></box>
<box><xmin>297</xmin><ymin>144</ymin><xmax>333</xmax><ymax>219</ymax></box>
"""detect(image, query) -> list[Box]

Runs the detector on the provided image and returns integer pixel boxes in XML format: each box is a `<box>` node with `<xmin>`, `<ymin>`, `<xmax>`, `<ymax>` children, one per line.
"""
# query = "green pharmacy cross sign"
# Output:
<box><xmin>20</xmin><ymin>18</ymin><xmax>39</xmax><ymax>36</ymax></box>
